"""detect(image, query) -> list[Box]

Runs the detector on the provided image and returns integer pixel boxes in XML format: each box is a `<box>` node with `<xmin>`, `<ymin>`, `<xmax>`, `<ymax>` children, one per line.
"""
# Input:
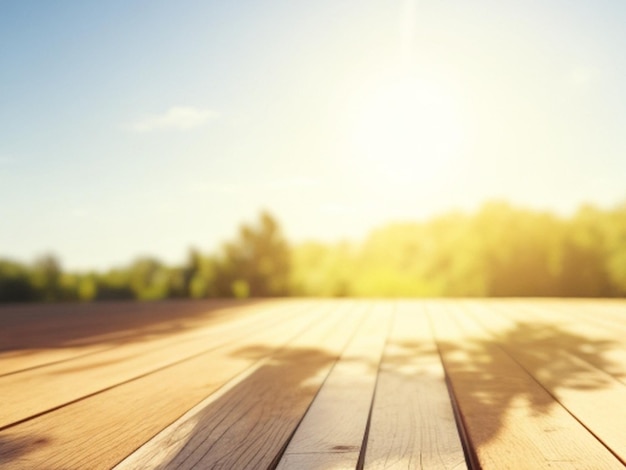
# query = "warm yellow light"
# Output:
<box><xmin>350</xmin><ymin>77</ymin><xmax>463</xmax><ymax>183</ymax></box>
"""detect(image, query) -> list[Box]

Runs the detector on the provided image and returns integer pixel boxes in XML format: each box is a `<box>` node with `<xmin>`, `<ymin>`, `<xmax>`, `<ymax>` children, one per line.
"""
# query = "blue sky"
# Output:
<box><xmin>1</xmin><ymin>0</ymin><xmax>626</xmax><ymax>270</ymax></box>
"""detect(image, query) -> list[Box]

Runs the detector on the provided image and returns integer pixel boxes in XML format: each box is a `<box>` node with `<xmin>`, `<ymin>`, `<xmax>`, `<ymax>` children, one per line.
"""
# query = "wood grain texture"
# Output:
<box><xmin>0</xmin><ymin>302</ymin><xmax>330</xmax><ymax>470</ymax></box>
<box><xmin>364</xmin><ymin>301</ymin><xmax>467</xmax><ymax>470</ymax></box>
<box><xmin>278</xmin><ymin>452</ymin><xmax>361</xmax><ymax>470</ymax></box>
<box><xmin>464</xmin><ymin>301</ymin><xmax>626</xmax><ymax>464</ymax></box>
<box><xmin>516</xmin><ymin>301</ymin><xmax>626</xmax><ymax>380</ymax></box>
<box><xmin>0</xmin><ymin>300</ymin><xmax>313</xmax><ymax>428</ymax></box>
<box><xmin>558</xmin><ymin>299</ymin><xmax>626</xmax><ymax>331</ymax></box>
<box><xmin>3</xmin><ymin>299</ymin><xmax>625</xmax><ymax>470</ymax></box>
<box><xmin>493</xmin><ymin>300</ymin><xmax>626</xmax><ymax>384</ymax></box>
<box><xmin>0</xmin><ymin>343</ymin><xmax>113</xmax><ymax>377</ymax></box>
<box><xmin>0</xmin><ymin>300</ymin><xmax>257</xmax><ymax>374</ymax></box>
<box><xmin>114</xmin><ymin>301</ymin><xmax>366</xmax><ymax>470</ymax></box>
<box><xmin>431</xmin><ymin>301</ymin><xmax>624</xmax><ymax>469</ymax></box>
<box><xmin>276</xmin><ymin>301</ymin><xmax>392</xmax><ymax>470</ymax></box>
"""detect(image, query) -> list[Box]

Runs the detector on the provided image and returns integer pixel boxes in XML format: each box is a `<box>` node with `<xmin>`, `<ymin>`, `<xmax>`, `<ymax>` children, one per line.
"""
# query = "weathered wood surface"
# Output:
<box><xmin>1</xmin><ymin>299</ymin><xmax>625</xmax><ymax>469</ymax></box>
<box><xmin>363</xmin><ymin>302</ymin><xmax>467</xmax><ymax>470</ymax></box>
<box><xmin>277</xmin><ymin>302</ymin><xmax>392</xmax><ymax>470</ymax></box>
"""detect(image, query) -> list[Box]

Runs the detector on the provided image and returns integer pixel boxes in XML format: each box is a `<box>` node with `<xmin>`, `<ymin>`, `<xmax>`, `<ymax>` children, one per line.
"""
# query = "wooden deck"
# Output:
<box><xmin>1</xmin><ymin>299</ymin><xmax>625</xmax><ymax>469</ymax></box>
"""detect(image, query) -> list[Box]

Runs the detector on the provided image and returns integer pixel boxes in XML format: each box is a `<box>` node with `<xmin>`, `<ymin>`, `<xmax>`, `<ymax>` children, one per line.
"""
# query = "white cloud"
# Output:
<box><xmin>128</xmin><ymin>106</ymin><xmax>220</xmax><ymax>132</ymax></box>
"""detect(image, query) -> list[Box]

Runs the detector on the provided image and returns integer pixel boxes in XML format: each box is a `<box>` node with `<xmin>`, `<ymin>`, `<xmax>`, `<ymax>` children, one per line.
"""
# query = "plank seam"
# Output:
<box><xmin>0</xmin><ymin>306</ymin><xmax>307</xmax><ymax>433</ymax></box>
<box><xmin>268</xmin><ymin>301</ymin><xmax>372</xmax><ymax>470</ymax></box>
<box><xmin>112</xmin><ymin>302</ymin><xmax>338</xmax><ymax>469</ymax></box>
<box><xmin>181</xmin><ymin>316</ymin><xmax>326</xmax><ymax>470</ymax></box>
<box><xmin>443</xmin><ymin>373</ymin><xmax>482</xmax><ymax>470</ymax></box>
<box><xmin>464</xmin><ymin>304</ymin><xmax>626</xmax><ymax>468</ymax></box>
<box><xmin>0</xmin><ymin>345</ymin><xmax>120</xmax><ymax>378</ymax></box>
<box><xmin>498</xmin><ymin>302</ymin><xmax>626</xmax><ymax>387</ymax></box>
<box><xmin>0</xmin><ymin>301</ymin><xmax>299</xmax><ymax>378</ymax></box>
<box><xmin>355</xmin><ymin>300</ymin><xmax>397</xmax><ymax>470</ymax></box>
<box><xmin>426</xmin><ymin>304</ymin><xmax>481</xmax><ymax>470</ymax></box>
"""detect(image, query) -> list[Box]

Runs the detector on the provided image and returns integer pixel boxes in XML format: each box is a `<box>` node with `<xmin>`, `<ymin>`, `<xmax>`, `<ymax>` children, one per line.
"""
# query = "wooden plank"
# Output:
<box><xmin>495</xmin><ymin>300</ymin><xmax>626</xmax><ymax>385</ymax></box>
<box><xmin>465</xmin><ymin>301</ymin><xmax>626</xmax><ymax>464</ymax></box>
<box><xmin>517</xmin><ymin>299</ymin><xmax>626</xmax><ymax>336</ymax></box>
<box><xmin>0</xmin><ymin>299</ymin><xmax>255</xmax><ymax>343</ymax></box>
<box><xmin>429</xmin><ymin>301</ymin><xmax>624</xmax><ymax>470</ymax></box>
<box><xmin>114</xmin><ymin>301</ymin><xmax>367</xmax><ymax>470</ymax></box>
<box><xmin>0</xmin><ymin>300</ymin><xmax>336</xmax><ymax>470</ymax></box>
<box><xmin>519</xmin><ymin>299</ymin><xmax>626</xmax><ymax>335</ymax></box>
<box><xmin>363</xmin><ymin>301</ymin><xmax>467</xmax><ymax>470</ymax></box>
<box><xmin>0</xmin><ymin>344</ymin><xmax>114</xmax><ymax>377</ymax></box>
<box><xmin>0</xmin><ymin>300</ymin><xmax>314</xmax><ymax>428</ymax></box>
<box><xmin>578</xmin><ymin>299</ymin><xmax>626</xmax><ymax>320</ymax></box>
<box><xmin>0</xmin><ymin>300</ymin><xmax>268</xmax><ymax>376</ymax></box>
<box><xmin>276</xmin><ymin>301</ymin><xmax>392</xmax><ymax>470</ymax></box>
<box><xmin>527</xmin><ymin>299</ymin><xmax>626</xmax><ymax>340</ymax></box>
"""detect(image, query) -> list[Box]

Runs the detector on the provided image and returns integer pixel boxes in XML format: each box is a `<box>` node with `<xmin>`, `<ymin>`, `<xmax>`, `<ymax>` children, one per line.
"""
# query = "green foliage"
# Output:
<box><xmin>184</xmin><ymin>249</ymin><xmax>218</xmax><ymax>299</ymax></box>
<box><xmin>290</xmin><ymin>241</ymin><xmax>354</xmax><ymax>296</ymax></box>
<box><xmin>469</xmin><ymin>202</ymin><xmax>563</xmax><ymax>296</ymax></box>
<box><xmin>31</xmin><ymin>255</ymin><xmax>63</xmax><ymax>301</ymax></box>
<box><xmin>602</xmin><ymin>204</ymin><xmax>626</xmax><ymax>295</ymax></box>
<box><xmin>215</xmin><ymin>211</ymin><xmax>291</xmax><ymax>297</ymax></box>
<box><xmin>94</xmin><ymin>268</ymin><xmax>134</xmax><ymax>300</ymax></box>
<box><xmin>231</xmin><ymin>279</ymin><xmax>250</xmax><ymax>299</ymax></box>
<box><xmin>0</xmin><ymin>258</ymin><xmax>37</xmax><ymax>302</ymax></box>
<box><xmin>1</xmin><ymin>204</ymin><xmax>625</xmax><ymax>301</ymax></box>
<box><xmin>127</xmin><ymin>258</ymin><xmax>171</xmax><ymax>300</ymax></box>
<box><xmin>291</xmin><ymin>201</ymin><xmax>626</xmax><ymax>298</ymax></box>
<box><xmin>77</xmin><ymin>275</ymin><xmax>97</xmax><ymax>301</ymax></box>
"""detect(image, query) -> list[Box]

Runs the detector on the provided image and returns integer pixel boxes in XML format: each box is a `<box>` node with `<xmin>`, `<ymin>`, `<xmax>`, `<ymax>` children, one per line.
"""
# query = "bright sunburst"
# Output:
<box><xmin>350</xmin><ymin>77</ymin><xmax>464</xmax><ymax>183</ymax></box>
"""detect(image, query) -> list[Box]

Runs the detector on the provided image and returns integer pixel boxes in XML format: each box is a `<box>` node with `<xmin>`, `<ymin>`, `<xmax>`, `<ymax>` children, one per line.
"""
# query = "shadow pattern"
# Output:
<box><xmin>0</xmin><ymin>299</ymin><xmax>261</xmax><ymax>352</ymax></box>
<box><xmin>122</xmin><ymin>313</ymin><xmax>624</xmax><ymax>469</ymax></box>
<box><xmin>3</xmin><ymin>305</ymin><xmax>624</xmax><ymax>469</ymax></box>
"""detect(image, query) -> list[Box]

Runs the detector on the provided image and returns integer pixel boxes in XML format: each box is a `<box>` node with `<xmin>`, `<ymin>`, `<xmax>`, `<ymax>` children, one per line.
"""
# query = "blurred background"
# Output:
<box><xmin>1</xmin><ymin>0</ymin><xmax>625</xmax><ymax>300</ymax></box>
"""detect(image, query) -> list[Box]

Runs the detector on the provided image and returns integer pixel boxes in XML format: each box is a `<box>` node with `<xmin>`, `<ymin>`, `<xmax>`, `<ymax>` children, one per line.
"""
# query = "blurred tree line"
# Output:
<box><xmin>1</xmin><ymin>202</ymin><xmax>626</xmax><ymax>302</ymax></box>
<box><xmin>0</xmin><ymin>211</ymin><xmax>290</xmax><ymax>302</ymax></box>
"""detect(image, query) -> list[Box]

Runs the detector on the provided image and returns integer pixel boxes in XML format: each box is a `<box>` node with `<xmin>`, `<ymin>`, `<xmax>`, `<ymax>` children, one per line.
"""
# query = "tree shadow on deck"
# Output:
<box><xmin>0</xmin><ymin>333</ymin><xmax>342</xmax><ymax>469</ymax></box>
<box><xmin>0</xmin><ymin>299</ymin><xmax>265</xmax><ymax>353</ymax></box>
<box><xmin>117</xmin><ymin>307</ymin><xmax>625</xmax><ymax>469</ymax></box>
<box><xmin>118</xmin><ymin>344</ymin><xmax>344</xmax><ymax>470</ymax></box>
<box><xmin>421</xmin><ymin>306</ymin><xmax>625</xmax><ymax>464</ymax></box>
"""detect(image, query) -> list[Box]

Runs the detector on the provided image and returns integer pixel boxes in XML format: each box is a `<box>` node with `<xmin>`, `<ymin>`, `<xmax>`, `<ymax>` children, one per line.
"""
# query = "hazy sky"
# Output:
<box><xmin>2</xmin><ymin>0</ymin><xmax>625</xmax><ymax>270</ymax></box>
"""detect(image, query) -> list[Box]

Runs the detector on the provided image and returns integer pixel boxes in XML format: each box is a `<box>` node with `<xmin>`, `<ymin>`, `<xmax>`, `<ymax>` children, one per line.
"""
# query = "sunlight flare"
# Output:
<box><xmin>350</xmin><ymin>77</ymin><xmax>463</xmax><ymax>183</ymax></box>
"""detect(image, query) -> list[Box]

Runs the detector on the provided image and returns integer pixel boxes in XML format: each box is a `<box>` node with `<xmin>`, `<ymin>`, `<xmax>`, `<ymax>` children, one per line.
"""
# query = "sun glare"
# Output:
<box><xmin>351</xmin><ymin>78</ymin><xmax>463</xmax><ymax>183</ymax></box>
